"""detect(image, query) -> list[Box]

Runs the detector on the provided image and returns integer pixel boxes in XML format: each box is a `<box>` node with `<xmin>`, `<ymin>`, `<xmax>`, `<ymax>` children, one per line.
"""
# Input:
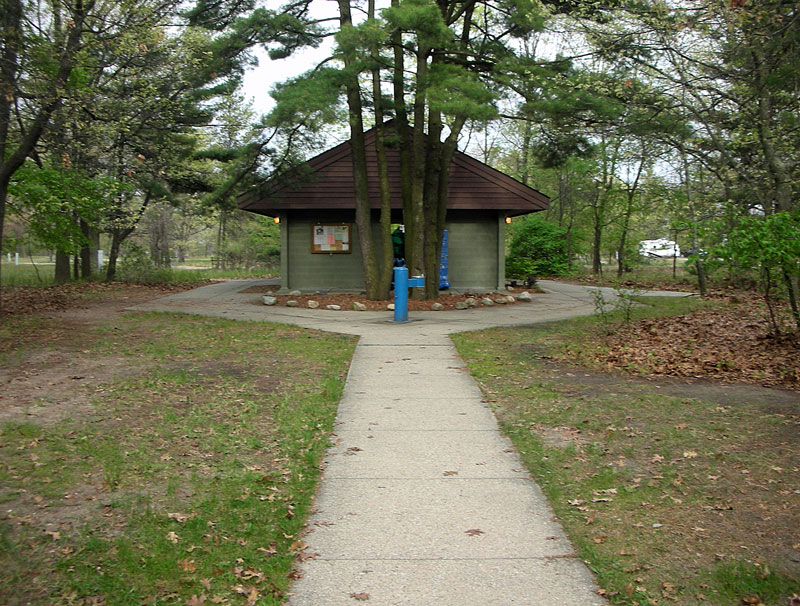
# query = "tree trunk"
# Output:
<box><xmin>752</xmin><ymin>48</ymin><xmax>793</xmax><ymax>215</ymax></box>
<box><xmin>55</xmin><ymin>249</ymin><xmax>71</xmax><ymax>284</ymax></box>
<box><xmin>370</xmin><ymin>0</ymin><xmax>393</xmax><ymax>300</ymax></box>
<box><xmin>407</xmin><ymin>42</ymin><xmax>430</xmax><ymax>298</ymax></box>
<box><xmin>782</xmin><ymin>267</ymin><xmax>800</xmax><ymax>331</ymax></box>
<box><xmin>591</xmin><ymin>189</ymin><xmax>603</xmax><ymax>276</ymax></box>
<box><xmin>424</xmin><ymin>115</ymin><xmax>465</xmax><ymax>299</ymax></box>
<box><xmin>217</xmin><ymin>209</ymin><xmax>227</xmax><ymax>269</ymax></box>
<box><xmin>616</xmin><ymin>201</ymin><xmax>633</xmax><ymax>279</ymax></box>
<box><xmin>681</xmin><ymin>147</ymin><xmax>707</xmax><ymax>295</ymax></box>
<box><xmin>423</xmin><ymin>108</ymin><xmax>444</xmax><ymax>299</ymax></box>
<box><xmin>80</xmin><ymin>219</ymin><xmax>94</xmax><ymax>278</ymax></box>
<box><xmin>106</xmin><ymin>230</ymin><xmax>122</xmax><ymax>281</ymax></box>
<box><xmin>0</xmin><ymin>181</ymin><xmax>7</xmax><ymax>303</ymax></box>
<box><xmin>391</xmin><ymin>0</ymin><xmax>413</xmax><ymax>269</ymax></box>
<box><xmin>338</xmin><ymin>0</ymin><xmax>379</xmax><ymax>299</ymax></box>
<box><xmin>520</xmin><ymin>119</ymin><xmax>532</xmax><ymax>186</ymax></box>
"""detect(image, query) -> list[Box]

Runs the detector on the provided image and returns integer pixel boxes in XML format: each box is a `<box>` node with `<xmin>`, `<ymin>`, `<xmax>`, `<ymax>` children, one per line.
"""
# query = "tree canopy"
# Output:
<box><xmin>0</xmin><ymin>0</ymin><xmax>797</xmax><ymax>313</ymax></box>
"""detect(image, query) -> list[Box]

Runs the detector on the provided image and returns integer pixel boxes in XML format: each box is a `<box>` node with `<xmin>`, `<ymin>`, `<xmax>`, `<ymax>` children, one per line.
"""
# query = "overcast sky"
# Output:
<box><xmin>241</xmin><ymin>44</ymin><xmax>335</xmax><ymax>116</ymax></box>
<box><xmin>240</xmin><ymin>0</ymin><xmax>341</xmax><ymax>115</ymax></box>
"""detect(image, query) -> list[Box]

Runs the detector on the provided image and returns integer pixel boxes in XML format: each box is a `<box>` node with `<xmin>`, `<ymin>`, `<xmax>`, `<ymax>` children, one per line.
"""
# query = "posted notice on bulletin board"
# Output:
<box><xmin>311</xmin><ymin>223</ymin><xmax>351</xmax><ymax>253</ymax></box>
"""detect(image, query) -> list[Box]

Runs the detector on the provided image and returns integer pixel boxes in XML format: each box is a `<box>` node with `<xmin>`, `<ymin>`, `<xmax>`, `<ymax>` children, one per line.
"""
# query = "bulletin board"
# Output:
<box><xmin>311</xmin><ymin>223</ymin><xmax>352</xmax><ymax>254</ymax></box>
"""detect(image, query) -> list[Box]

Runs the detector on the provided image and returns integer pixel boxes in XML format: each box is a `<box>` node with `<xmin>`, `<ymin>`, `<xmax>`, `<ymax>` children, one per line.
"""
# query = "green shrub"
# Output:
<box><xmin>507</xmin><ymin>216</ymin><xmax>569</xmax><ymax>277</ymax></box>
<box><xmin>117</xmin><ymin>243</ymin><xmax>172</xmax><ymax>284</ymax></box>
<box><xmin>505</xmin><ymin>256</ymin><xmax>536</xmax><ymax>280</ymax></box>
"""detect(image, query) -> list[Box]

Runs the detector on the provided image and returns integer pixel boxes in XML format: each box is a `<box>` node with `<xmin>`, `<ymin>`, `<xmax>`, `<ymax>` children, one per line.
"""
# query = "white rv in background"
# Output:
<box><xmin>639</xmin><ymin>238</ymin><xmax>681</xmax><ymax>258</ymax></box>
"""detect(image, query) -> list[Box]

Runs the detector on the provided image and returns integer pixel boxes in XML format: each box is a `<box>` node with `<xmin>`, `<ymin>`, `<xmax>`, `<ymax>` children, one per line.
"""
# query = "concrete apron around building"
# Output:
<box><xmin>289</xmin><ymin>324</ymin><xmax>606</xmax><ymax>605</ymax></box>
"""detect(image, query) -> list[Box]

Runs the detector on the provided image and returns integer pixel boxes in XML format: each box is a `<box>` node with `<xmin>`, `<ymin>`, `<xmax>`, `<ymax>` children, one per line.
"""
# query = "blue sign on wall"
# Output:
<box><xmin>439</xmin><ymin>229</ymin><xmax>450</xmax><ymax>289</ymax></box>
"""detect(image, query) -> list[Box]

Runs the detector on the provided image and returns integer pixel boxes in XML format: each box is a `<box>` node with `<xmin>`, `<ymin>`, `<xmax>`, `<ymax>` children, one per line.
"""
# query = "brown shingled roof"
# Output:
<box><xmin>238</xmin><ymin>126</ymin><xmax>549</xmax><ymax>216</ymax></box>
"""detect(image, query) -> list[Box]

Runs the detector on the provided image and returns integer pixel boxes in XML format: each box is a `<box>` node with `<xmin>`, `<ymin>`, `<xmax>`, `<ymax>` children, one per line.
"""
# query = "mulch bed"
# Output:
<box><xmin>238</xmin><ymin>285</ymin><xmax>537</xmax><ymax>311</ymax></box>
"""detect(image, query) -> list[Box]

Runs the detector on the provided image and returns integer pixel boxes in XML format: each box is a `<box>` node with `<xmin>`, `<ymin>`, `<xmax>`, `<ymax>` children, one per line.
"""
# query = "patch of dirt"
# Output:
<box><xmin>0</xmin><ymin>283</ymin><xmax>208</xmax><ymax>428</ymax></box>
<box><xmin>238</xmin><ymin>285</ymin><xmax>538</xmax><ymax>311</ymax></box>
<box><xmin>530</xmin><ymin>424</ymin><xmax>590</xmax><ymax>449</ymax></box>
<box><xmin>0</xmin><ymin>351</ymin><xmax>141</xmax><ymax>427</ymax></box>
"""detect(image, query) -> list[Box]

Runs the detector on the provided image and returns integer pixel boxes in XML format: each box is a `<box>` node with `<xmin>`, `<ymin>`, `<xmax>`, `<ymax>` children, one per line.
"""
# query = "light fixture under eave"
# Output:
<box><xmin>505</xmin><ymin>216</ymin><xmax>511</xmax><ymax>224</ymax></box>
<box><xmin>273</xmin><ymin>216</ymin><xmax>280</xmax><ymax>224</ymax></box>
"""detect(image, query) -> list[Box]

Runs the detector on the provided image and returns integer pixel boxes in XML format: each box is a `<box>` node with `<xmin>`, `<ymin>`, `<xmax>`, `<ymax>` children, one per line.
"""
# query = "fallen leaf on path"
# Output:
<box><xmin>465</xmin><ymin>529</ymin><xmax>484</xmax><ymax>536</ymax></box>
<box><xmin>349</xmin><ymin>593</ymin><xmax>369</xmax><ymax>601</ymax></box>
<box><xmin>298</xmin><ymin>552</ymin><xmax>320</xmax><ymax>562</ymax></box>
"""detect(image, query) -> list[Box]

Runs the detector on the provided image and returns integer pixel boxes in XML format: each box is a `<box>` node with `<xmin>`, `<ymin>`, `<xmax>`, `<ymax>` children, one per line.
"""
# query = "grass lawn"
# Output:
<box><xmin>0</xmin><ymin>260</ymin><xmax>56</xmax><ymax>286</ymax></box>
<box><xmin>0</xmin><ymin>258</ymin><xmax>277</xmax><ymax>288</ymax></box>
<box><xmin>452</xmin><ymin>297</ymin><xmax>800</xmax><ymax>606</ymax></box>
<box><xmin>0</xmin><ymin>311</ymin><xmax>356</xmax><ymax>605</ymax></box>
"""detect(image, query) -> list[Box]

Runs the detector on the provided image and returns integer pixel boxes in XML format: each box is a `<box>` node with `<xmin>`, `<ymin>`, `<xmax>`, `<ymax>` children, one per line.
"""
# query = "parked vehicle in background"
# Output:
<box><xmin>639</xmin><ymin>238</ymin><xmax>680</xmax><ymax>258</ymax></box>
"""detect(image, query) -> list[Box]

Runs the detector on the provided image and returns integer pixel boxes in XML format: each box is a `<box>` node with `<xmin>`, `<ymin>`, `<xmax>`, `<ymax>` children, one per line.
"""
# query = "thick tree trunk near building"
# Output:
<box><xmin>338</xmin><ymin>0</ymin><xmax>380</xmax><ymax>299</ymax></box>
<box><xmin>391</xmin><ymin>0</ymin><xmax>413</xmax><ymax>274</ymax></box>
<box><xmin>422</xmin><ymin>111</ymin><xmax>444</xmax><ymax>299</ymax></box>
<box><xmin>370</xmin><ymin>0</ymin><xmax>393</xmax><ymax>301</ymax></box>
<box><xmin>407</xmin><ymin>43</ymin><xmax>430</xmax><ymax>299</ymax></box>
<box><xmin>422</xmin><ymin>115</ymin><xmax>465</xmax><ymax>299</ymax></box>
<box><xmin>371</xmin><ymin>96</ymin><xmax>393</xmax><ymax>295</ymax></box>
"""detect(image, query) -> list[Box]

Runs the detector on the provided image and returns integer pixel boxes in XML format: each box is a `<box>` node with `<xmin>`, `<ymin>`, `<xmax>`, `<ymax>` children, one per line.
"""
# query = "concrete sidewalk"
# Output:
<box><xmin>289</xmin><ymin>338</ymin><xmax>605</xmax><ymax>605</ymax></box>
<box><xmin>129</xmin><ymin>280</ymin><xmax>695</xmax><ymax>604</ymax></box>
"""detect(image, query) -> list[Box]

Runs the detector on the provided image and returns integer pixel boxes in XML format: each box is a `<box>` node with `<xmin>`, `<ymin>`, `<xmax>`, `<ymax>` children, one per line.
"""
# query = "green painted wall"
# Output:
<box><xmin>281</xmin><ymin>210</ymin><xmax>504</xmax><ymax>292</ymax></box>
<box><xmin>445</xmin><ymin>211</ymin><xmax>502</xmax><ymax>291</ymax></box>
<box><xmin>283</xmin><ymin>211</ymin><xmax>364</xmax><ymax>292</ymax></box>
